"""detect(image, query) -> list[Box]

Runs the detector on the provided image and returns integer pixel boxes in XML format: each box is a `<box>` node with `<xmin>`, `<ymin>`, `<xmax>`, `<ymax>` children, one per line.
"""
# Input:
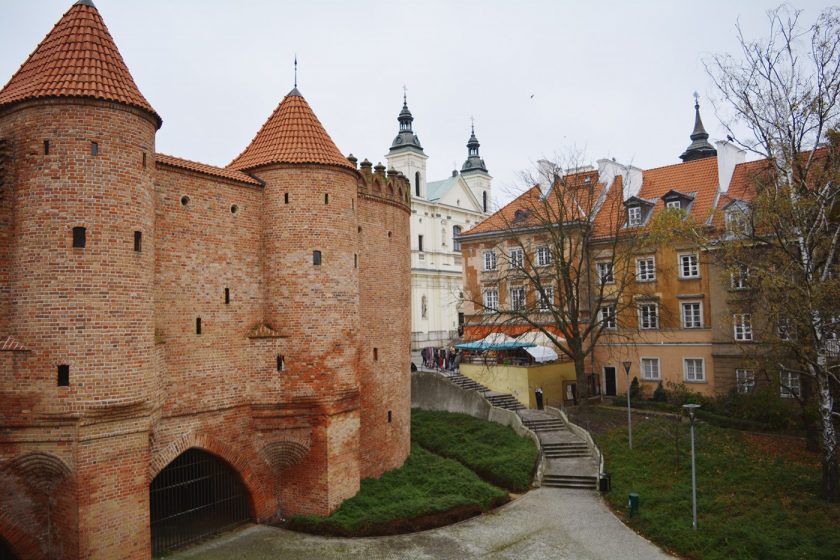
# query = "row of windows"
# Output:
<box><xmin>598</xmin><ymin>303</ymin><xmax>753</xmax><ymax>339</ymax></box>
<box><xmin>483</xmin><ymin>246</ymin><xmax>552</xmax><ymax>271</ymax></box>
<box><xmin>736</xmin><ymin>369</ymin><xmax>800</xmax><ymax>398</ymax></box>
<box><xmin>418</xmin><ymin>225</ymin><xmax>464</xmax><ymax>252</ymax></box>
<box><xmin>43</xmin><ymin>140</ymin><xmax>102</xmax><ymax>157</ymax></box>
<box><xmin>596</xmin><ymin>253</ymin><xmax>700</xmax><ymax>285</ymax></box>
<box><xmin>482</xmin><ymin>286</ymin><xmax>555</xmax><ymax>313</ymax></box>
<box><xmin>636</xmin><ymin>357</ymin><xmax>707</xmax><ymax>382</ymax></box>
<box><xmin>72</xmin><ymin>227</ymin><xmax>143</xmax><ymax>252</ymax></box>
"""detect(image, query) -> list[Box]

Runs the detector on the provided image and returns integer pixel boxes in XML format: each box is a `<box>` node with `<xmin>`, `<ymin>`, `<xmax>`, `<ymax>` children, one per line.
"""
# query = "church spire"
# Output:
<box><xmin>679</xmin><ymin>93</ymin><xmax>717</xmax><ymax>162</ymax></box>
<box><xmin>389</xmin><ymin>89</ymin><xmax>423</xmax><ymax>153</ymax></box>
<box><xmin>461</xmin><ymin>120</ymin><xmax>488</xmax><ymax>174</ymax></box>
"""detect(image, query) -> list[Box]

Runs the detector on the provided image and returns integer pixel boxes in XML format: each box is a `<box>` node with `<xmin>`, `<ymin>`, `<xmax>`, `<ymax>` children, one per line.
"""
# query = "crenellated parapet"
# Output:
<box><xmin>349</xmin><ymin>155</ymin><xmax>411</xmax><ymax>210</ymax></box>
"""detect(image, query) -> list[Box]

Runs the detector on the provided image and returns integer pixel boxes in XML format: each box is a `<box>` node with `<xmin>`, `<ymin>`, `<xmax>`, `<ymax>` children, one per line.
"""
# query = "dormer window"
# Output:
<box><xmin>662</xmin><ymin>190</ymin><xmax>695</xmax><ymax>215</ymax></box>
<box><xmin>628</xmin><ymin>206</ymin><xmax>642</xmax><ymax>226</ymax></box>
<box><xmin>724</xmin><ymin>201</ymin><xmax>751</xmax><ymax>237</ymax></box>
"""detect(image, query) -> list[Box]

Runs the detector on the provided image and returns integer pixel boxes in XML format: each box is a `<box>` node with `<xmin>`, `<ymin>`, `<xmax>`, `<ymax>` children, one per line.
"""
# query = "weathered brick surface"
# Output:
<box><xmin>0</xmin><ymin>95</ymin><xmax>411</xmax><ymax>558</ymax></box>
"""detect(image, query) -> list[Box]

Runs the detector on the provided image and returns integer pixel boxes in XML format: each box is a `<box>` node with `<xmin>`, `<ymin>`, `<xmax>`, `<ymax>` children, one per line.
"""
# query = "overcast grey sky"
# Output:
<box><xmin>1</xmin><ymin>1</ymin><xmax>832</xmax><ymax>205</ymax></box>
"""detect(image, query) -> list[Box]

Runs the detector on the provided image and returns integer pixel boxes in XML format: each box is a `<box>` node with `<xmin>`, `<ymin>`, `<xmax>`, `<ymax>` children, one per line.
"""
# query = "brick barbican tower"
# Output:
<box><xmin>0</xmin><ymin>2</ymin><xmax>411</xmax><ymax>559</ymax></box>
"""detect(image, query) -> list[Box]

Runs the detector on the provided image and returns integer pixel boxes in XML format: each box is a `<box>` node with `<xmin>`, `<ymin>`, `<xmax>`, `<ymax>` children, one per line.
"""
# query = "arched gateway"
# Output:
<box><xmin>150</xmin><ymin>449</ymin><xmax>253</xmax><ymax>555</ymax></box>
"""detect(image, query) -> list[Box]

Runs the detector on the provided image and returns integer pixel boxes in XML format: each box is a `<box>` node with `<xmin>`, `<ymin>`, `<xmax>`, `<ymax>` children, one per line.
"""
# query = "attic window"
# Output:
<box><xmin>72</xmin><ymin>227</ymin><xmax>86</xmax><ymax>248</ymax></box>
<box><xmin>513</xmin><ymin>209</ymin><xmax>529</xmax><ymax>223</ymax></box>
<box><xmin>666</xmin><ymin>200</ymin><xmax>681</xmax><ymax>210</ymax></box>
<box><xmin>627</xmin><ymin>206</ymin><xmax>642</xmax><ymax>226</ymax></box>
<box><xmin>57</xmin><ymin>365</ymin><xmax>70</xmax><ymax>387</ymax></box>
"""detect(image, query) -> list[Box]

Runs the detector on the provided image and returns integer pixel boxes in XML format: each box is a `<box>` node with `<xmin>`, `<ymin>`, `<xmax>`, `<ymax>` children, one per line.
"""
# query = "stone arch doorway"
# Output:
<box><xmin>150</xmin><ymin>448</ymin><xmax>253</xmax><ymax>555</ymax></box>
<box><xmin>0</xmin><ymin>535</ymin><xmax>18</xmax><ymax>560</ymax></box>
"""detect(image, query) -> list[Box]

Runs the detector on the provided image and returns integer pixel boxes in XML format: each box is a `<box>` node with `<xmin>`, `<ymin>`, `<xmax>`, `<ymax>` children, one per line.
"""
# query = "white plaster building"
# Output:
<box><xmin>386</xmin><ymin>96</ymin><xmax>492</xmax><ymax>348</ymax></box>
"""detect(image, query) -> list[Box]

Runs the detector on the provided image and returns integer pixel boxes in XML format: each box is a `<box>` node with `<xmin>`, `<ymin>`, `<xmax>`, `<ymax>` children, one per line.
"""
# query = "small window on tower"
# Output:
<box><xmin>354</xmin><ymin>254</ymin><xmax>358</xmax><ymax>268</ymax></box>
<box><xmin>142</xmin><ymin>151</ymin><xmax>147</xmax><ymax>167</ymax></box>
<box><xmin>44</xmin><ymin>140</ymin><xmax>50</xmax><ymax>155</ymax></box>
<box><xmin>57</xmin><ymin>365</ymin><xmax>70</xmax><ymax>386</ymax></box>
<box><xmin>277</xmin><ymin>355</ymin><xmax>285</xmax><ymax>372</ymax></box>
<box><xmin>284</xmin><ymin>193</ymin><xmax>289</xmax><ymax>204</ymax></box>
<box><xmin>196</xmin><ymin>317</ymin><xmax>202</xmax><ymax>335</ymax></box>
<box><xmin>373</xmin><ymin>348</ymin><xmax>379</xmax><ymax>361</ymax></box>
<box><xmin>388</xmin><ymin>410</ymin><xmax>392</xmax><ymax>423</ymax></box>
<box><xmin>134</xmin><ymin>231</ymin><xmax>142</xmax><ymax>252</ymax></box>
<box><xmin>91</xmin><ymin>142</ymin><xmax>98</xmax><ymax>156</ymax></box>
<box><xmin>325</xmin><ymin>193</ymin><xmax>329</xmax><ymax>204</ymax></box>
<box><xmin>224</xmin><ymin>288</ymin><xmax>230</xmax><ymax>304</ymax></box>
<box><xmin>313</xmin><ymin>250</ymin><xmax>322</xmax><ymax>265</ymax></box>
<box><xmin>72</xmin><ymin>227</ymin><xmax>86</xmax><ymax>248</ymax></box>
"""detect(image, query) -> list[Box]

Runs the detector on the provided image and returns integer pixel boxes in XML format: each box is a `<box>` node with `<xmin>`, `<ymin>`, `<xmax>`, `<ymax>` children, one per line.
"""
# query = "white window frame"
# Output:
<box><xmin>681</xmin><ymin>301</ymin><xmax>703</xmax><ymax>329</ymax></box>
<box><xmin>666</xmin><ymin>200</ymin><xmax>681</xmax><ymax>210</ymax></box>
<box><xmin>483</xmin><ymin>288</ymin><xmax>499</xmax><ymax>313</ymax></box>
<box><xmin>636</xmin><ymin>256</ymin><xmax>656</xmax><ymax>282</ymax></box>
<box><xmin>596</xmin><ymin>261</ymin><xmax>615</xmax><ymax>285</ymax></box>
<box><xmin>683</xmin><ymin>358</ymin><xmax>705</xmax><ymax>382</ymax></box>
<box><xmin>638</xmin><ymin>303</ymin><xmax>659</xmax><ymax>330</ymax></box>
<box><xmin>510</xmin><ymin>286</ymin><xmax>526</xmax><ymax>312</ymax></box>
<box><xmin>780</xmin><ymin>371</ymin><xmax>801</xmax><ymax>398</ymax></box>
<box><xmin>678</xmin><ymin>253</ymin><xmax>700</xmax><ymax>279</ymax></box>
<box><xmin>509</xmin><ymin>247</ymin><xmax>524</xmax><ymax>269</ymax></box>
<box><xmin>733</xmin><ymin>313</ymin><xmax>753</xmax><ymax>341</ymax></box>
<box><xmin>483</xmin><ymin>250</ymin><xmax>497</xmax><ymax>271</ymax></box>
<box><xmin>731</xmin><ymin>265</ymin><xmax>749</xmax><ymax>289</ymax></box>
<box><xmin>640</xmin><ymin>357</ymin><xmax>660</xmax><ymax>380</ymax></box>
<box><xmin>599</xmin><ymin>304</ymin><xmax>617</xmax><ymax>329</ymax></box>
<box><xmin>536</xmin><ymin>246</ymin><xmax>552</xmax><ymax>267</ymax></box>
<box><xmin>736</xmin><ymin>369</ymin><xmax>755</xmax><ymax>394</ymax></box>
<box><xmin>627</xmin><ymin>206</ymin><xmax>642</xmax><ymax>226</ymax></box>
<box><xmin>538</xmin><ymin>286</ymin><xmax>554</xmax><ymax>312</ymax></box>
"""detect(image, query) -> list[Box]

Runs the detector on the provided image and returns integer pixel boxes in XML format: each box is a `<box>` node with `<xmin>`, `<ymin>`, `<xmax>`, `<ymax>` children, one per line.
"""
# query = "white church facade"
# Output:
<box><xmin>385</xmin><ymin>97</ymin><xmax>492</xmax><ymax>349</ymax></box>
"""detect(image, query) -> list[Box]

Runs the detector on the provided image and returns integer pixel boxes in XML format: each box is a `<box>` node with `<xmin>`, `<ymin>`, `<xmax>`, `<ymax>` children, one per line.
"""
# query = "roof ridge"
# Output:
<box><xmin>642</xmin><ymin>156</ymin><xmax>717</xmax><ymax>174</ymax></box>
<box><xmin>0</xmin><ymin>2</ymin><xmax>160</xmax><ymax>127</ymax></box>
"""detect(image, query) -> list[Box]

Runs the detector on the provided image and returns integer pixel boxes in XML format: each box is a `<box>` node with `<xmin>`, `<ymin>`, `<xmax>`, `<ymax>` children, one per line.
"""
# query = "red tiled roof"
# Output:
<box><xmin>0</xmin><ymin>2</ymin><xmax>160</xmax><ymax>126</ymax></box>
<box><xmin>229</xmin><ymin>89</ymin><xmax>353</xmax><ymax>171</ymax></box>
<box><xmin>0</xmin><ymin>335</ymin><xmax>29</xmax><ymax>352</ymax></box>
<box><xmin>156</xmin><ymin>154</ymin><xmax>262</xmax><ymax>186</ymax></box>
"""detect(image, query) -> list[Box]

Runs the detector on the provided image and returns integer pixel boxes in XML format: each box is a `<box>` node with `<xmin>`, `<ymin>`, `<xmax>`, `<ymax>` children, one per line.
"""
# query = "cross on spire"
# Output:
<box><xmin>294</xmin><ymin>54</ymin><xmax>298</xmax><ymax>88</ymax></box>
<box><xmin>693</xmin><ymin>91</ymin><xmax>700</xmax><ymax>107</ymax></box>
<box><xmin>403</xmin><ymin>84</ymin><xmax>407</xmax><ymax>104</ymax></box>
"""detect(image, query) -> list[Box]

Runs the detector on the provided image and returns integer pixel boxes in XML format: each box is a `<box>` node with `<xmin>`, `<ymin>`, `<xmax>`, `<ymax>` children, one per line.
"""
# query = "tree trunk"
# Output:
<box><xmin>574</xmin><ymin>355</ymin><xmax>590</xmax><ymax>402</ymax></box>
<box><xmin>816</xmin><ymin>371</ymin><xmax>839</xmax><ymax>502</ymax></box>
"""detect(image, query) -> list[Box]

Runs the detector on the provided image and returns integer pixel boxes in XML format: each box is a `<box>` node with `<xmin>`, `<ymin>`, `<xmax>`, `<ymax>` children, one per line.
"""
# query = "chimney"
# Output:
<box><xmin>597</xmin><ymin>158</ymin><xmax>643</xmax><ymax>200</ymax></box>
<box><xmin>536</xmin><ymin>159</ymin><xmax>559</xmax><ymax>196</ymax></box>
<box><xmin>715</xmin><ymin>140</ymin><xmax>746</xmax><ymax>193</ymax></box>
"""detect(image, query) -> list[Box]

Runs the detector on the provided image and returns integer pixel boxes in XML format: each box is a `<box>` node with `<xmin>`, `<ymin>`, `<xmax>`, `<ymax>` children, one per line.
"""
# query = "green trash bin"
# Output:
<box><xmin>628</xmin><ymin>492</ymin><xmax>640</xmax><ymax>517</ymax></box>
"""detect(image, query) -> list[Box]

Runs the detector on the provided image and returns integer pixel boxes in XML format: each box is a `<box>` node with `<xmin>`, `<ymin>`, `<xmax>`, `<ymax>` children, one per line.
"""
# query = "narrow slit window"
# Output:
<box><xmin>91</xmin><ymin>142</ymin><xmax>98</xmax><ymax>156</ymax></box>
<box><xmin>224</xmin><ymin>288</ymin><xmax>230</xmax><ymax>304</ymax></box>
<box><xmin>388</xmin><ymin>410</ymin><xmax>392</xmax><ymax>423</ymax></box>
<box><xmin>373</xmin><ymin>348</ymin><xmax>379</xmax><ymax>361</ymax></box>
<box><xmin>325</xmin><ymin>193</ymin><xmax>329</xmax><ymax>204</ymax></box>
<box><xmin>72</xmin><ymin>227</ymin><xmax>86</xmax><ymax>248</ymax></box>
<box><xmin>57</xmin><ymin>365</ymin><xmax>70</xmax><ymax>387</ymax></box>
<box><xmin>196</xmin><ymin>317</ymin><xmax>202</xmax><ymax>335</ymax></box>
<box><xmin>44</xmin><ymin>140</ymin><xmax>50</xmax><ymax>155</ymax></box>
<box><xmin>284</xmin><ymin>193</ymin><xmax>289</xmax><ymax>204</ymax></box>
<box><xmin>354</xmin><ymin>254</ymin><xmax>358</xmax><ymax>268</ymax></box>
<box><xmin>134</xmin><ymin>231</ymin><xmax>142</xmax><ymax>252</ymax></box>
<box><xmin>277</xmin><ymin>355</ymin><xmax>285</xmax><ymax>372</ymax></box>
<box><xmin>313</xmin><ymin>250</ymin><xmax>322</xmax><ymax>265</ymax></box>
<box><xmin>142</xmin><ymin>151</ymin><xmax>147</xmax><ymax>167</ymax></box>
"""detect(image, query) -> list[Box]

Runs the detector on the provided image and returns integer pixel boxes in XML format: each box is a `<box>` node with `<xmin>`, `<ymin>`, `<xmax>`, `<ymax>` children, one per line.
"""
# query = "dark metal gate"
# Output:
<box><xmin>150</xmin><ymin>448</ymin><xmax>252</xmax><ymax>555</ymax></box>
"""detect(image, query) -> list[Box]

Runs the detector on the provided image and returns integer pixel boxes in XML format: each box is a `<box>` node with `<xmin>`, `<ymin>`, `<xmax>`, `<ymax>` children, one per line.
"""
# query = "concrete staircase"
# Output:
<box><xmin>542</xmin><ymin>473</ymin><xmax>599</xmax><ymax>489</ymax></box>
<box><xmin>542</xmin><ymin>442</ymin><xmax>590</xmax><ymax>458</ymax></box>
<box><xmin>436</xmin><ymin>371</ymin><xmax>525</xmax><ymax>412</ymax></box>
<box><xmin>523</xmin><ymin>417</ymin><xmax>566</xmax><ymax>433</ymax></box>
<box><xmin>486</xmin><ymin>393</ymin><xmax>526</xmax><ymax>412</ymax></box>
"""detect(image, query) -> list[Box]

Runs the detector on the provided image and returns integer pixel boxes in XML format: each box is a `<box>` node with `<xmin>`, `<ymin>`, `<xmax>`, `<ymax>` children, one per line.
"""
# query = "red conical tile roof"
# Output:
<box><xmin>0</xmin><ymin>1</ymin><xmax>160</xmax><ymax>127</ymax></box>
<box><xmin>229</xmin><ymin>88</ymin><xmax>353</xmax><ymax>171</ymax></box>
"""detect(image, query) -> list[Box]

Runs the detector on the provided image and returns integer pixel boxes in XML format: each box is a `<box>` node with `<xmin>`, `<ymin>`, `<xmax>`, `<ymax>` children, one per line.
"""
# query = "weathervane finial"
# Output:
<box><xmin>294</xmin><ymin>54</ymin><xmax>298</xmax><ymax>88</ymax></box>
<box><xmin>403</xmin><ymin>84</ymin><xmax>407</xmax><ymax>104</ymax></box>
<box><xmin>693</xmin><ymin>91</ymin><xmax>700</xmax><ymax>108</ymax></box>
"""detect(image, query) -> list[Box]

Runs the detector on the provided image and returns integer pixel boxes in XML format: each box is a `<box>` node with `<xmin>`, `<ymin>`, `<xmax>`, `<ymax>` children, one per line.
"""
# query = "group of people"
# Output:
<box><xmin>419</xmin><ymin>346</ymin><xmax>462</xmax><ymax>372</ymax></box>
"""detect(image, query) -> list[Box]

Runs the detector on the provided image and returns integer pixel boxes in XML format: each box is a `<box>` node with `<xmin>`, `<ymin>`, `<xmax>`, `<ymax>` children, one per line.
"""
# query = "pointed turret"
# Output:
<box><xmin>389</xmin><ymin>94</ymin><xmax>424</xmax><ymax>153</ymax></box>
<box><xmin>0</xmin><ymin>0</ymin><xmax>160</xmax><ymax>127</ymax></box>
<box><xmin>461</xmin><ymin>124</ymin><xmax>488</xmax><ymax>173</ymax></box>
<box><xmin>679</xmin><ymin>94</ymin><xmax>717</xmax><ymax>162</ymax></box>
<box><xmin>229</xmin><ymin>88</ymin><xmax>353</xmax><ymax>171</ymax></box>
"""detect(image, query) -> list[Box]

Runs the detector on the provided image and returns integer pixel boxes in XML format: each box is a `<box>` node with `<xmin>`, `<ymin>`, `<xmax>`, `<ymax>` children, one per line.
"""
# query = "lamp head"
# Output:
<box><xmin>622</xmin><ymin>361</ymin><xmax>632</xmax><ymax>375</ymax></box>
<box><xmin>682</xmin><ymin>403</ymin><xmax>701</xmax><ymax>421</ymax></box>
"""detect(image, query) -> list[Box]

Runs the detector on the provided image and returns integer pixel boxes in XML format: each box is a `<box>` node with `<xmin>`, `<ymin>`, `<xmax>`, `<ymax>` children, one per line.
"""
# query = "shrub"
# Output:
<box><xmin>629</xmin><ymin>376</ymin><xmax>641</xmax><ymax>400</ymax></box>
<box><xmin>653</xmin><ymin>381</ymin><xmax>666</xmax><ymax>402</ymax></box>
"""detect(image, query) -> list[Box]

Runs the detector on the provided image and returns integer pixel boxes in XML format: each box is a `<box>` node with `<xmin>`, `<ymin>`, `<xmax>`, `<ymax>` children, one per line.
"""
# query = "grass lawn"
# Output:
<box><xmin>411</xmin><ymin>408</ymin><xmax>539</xmax><ymax>492</ymax></box>
<box><xmin>287</xmin><ymin>409</ymin><xmax>538</xmax><ymax>536</ymax></box>
<box><xmin>595</xmin><ymin>413</ymin><xmax>840</xmax><ymax>560</ymax></box>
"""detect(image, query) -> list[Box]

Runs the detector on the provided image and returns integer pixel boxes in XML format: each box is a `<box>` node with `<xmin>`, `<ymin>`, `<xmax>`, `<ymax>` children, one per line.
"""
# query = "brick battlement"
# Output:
<box><xmin>351</xmin><ymin>156</ymin><xmax>411</xmax><ymax>210</ymax></box>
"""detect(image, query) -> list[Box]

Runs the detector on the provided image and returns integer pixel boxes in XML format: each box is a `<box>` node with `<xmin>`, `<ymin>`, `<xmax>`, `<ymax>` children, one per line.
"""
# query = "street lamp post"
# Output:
<box><xmin>683</xmin><ymin>403</ymin><xmax>701</xmax><ymax>530</ymax></box>
<box><xmin>622</xmin><ymin>361</ymin><xmax>632</xmax><ymax>449</ymax></box>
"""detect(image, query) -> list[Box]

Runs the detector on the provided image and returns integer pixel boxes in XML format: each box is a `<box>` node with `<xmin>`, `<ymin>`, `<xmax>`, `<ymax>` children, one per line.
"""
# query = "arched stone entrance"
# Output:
<box><xmin>0</xmin><ymin>535</ymin><xmax>18</xmax><ymax>560</ymax></box>
<box><xmin>150</xmin><ymin>448</ymin><xmax>253</xmax><ymax>555</ymax></box>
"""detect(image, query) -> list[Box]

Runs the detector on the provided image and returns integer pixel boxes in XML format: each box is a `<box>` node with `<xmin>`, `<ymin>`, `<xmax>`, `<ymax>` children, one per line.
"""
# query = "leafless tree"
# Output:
<box><xmin>462</xmin><ymin>153</ymin><xmax>656</xmax><ymax>400</ymax></box>
<box><xmin>706</xmin><ymin>5</ymin><xmax>840</xmax><ymax>502</ymax></box>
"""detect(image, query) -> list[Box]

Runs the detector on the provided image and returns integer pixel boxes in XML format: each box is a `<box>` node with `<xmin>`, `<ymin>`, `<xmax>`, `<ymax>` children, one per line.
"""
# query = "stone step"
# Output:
<box><xmin>544</xmin><ymin>450</ymin><xmax>591</xmax><ymax>458</ymax></box>
<box><xmin>542</xmin><ymin>474</ymin><xmax>598</xmax><ymax>489</ymax></box>
<box><xmin>542</xmin><ymin>443</ymin><xmax>588</xmax><ymax>450</ymax></box>
<box><xmin>524</xmin><ymin>420</ymin><xmax>566</xmax><ymax>432</ymax></box>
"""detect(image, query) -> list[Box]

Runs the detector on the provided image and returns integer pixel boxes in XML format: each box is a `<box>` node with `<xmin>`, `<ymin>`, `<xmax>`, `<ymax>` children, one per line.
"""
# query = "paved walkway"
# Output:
<box><xmin>169</xmin><ymin>488</ymin><xmax>672</xmax><ymax>560</ymax></box>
